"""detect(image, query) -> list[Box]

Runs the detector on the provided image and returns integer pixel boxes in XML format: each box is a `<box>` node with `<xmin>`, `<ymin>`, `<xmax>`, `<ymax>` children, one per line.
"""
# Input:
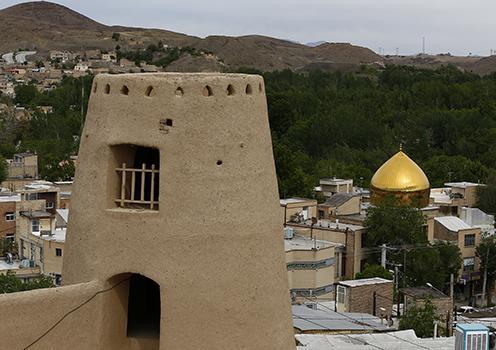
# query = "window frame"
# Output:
<box><xmin>464</xmin><ymin>234</ymin><xmax>476</xmax><ymax>247</ymax></box>
<box><xmin>5</xmin><ymin>211</ymin><xmax>15</xmax><ymax>222</ymax></box>
<box><xmin>55</xmin><ymin>248</ymin><xmax>62</xmax><ymax>257</ymax></box>
<box><xmin>463</xmin><ymin>257</ymin><xmax>475</xmax><ymax>272</ymax></box>
<box><xmin>32</xmin><ymin>219</ymin><xmax>40</xmax><ymax>233</ymax></box>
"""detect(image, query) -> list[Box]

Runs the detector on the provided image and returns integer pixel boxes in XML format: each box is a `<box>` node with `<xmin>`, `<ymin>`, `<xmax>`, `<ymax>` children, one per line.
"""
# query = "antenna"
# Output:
<box><xmin>396</xmin><ymin>47</ymin><xmax>399</xmax><ymax>56</ymax></box>
<box><xmin>423</xmin><ymin>37</ymin><xmax>425</xmax><ymax>55</ymax></box>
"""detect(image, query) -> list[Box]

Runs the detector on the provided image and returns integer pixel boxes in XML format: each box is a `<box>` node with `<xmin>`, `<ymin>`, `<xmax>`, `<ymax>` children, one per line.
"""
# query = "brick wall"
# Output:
<box><xmin>348</xmin><ymin>281</ymin><xmax>394</xmax><ymax>315</ymax></box>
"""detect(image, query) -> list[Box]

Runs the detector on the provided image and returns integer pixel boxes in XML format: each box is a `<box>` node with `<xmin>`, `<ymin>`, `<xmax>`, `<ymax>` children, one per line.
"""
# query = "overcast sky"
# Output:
<box><xmin>6</xmin><ymin>0</ymin><xmax>496</xmax><ymax>56</ymax></box>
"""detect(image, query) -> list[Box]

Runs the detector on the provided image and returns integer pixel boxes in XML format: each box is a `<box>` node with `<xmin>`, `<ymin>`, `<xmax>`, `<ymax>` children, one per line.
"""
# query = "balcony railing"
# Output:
<box><xmin>115</xmin><ymin>163</ymin><xmax>159</xmax><ymax>210</ymax></box>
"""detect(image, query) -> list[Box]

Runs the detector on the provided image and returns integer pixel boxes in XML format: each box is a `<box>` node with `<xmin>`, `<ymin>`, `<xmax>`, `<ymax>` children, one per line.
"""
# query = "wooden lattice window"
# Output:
<box><xmin>116</xmin><ymin>162</ymin><xmax>159</xmax><ymax>210</ymax></box>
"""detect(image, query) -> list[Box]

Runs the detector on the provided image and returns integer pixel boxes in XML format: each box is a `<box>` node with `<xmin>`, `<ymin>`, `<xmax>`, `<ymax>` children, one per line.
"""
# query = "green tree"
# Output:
<box><xmin>398</xmin><ymin>296</ymin><xmax>445</xmax><ymax>338</ymax></box>
<box><xmin>0</xmin><ymin>270</ymin><xmax>55</xmax><ymax>293</ymax></box>
<box><xmin>475</xmin><ymin>175</ymin><xmax>496</xmax><ymax>214</ymax></box>
<box><xmin>475</xmin><ymin>233</ymin><xmax>496</xmax><ymax>306</ymax></box>
<box><xmin>363</xmin><ymin>195</ymin><xmax>428</xmax><ymax>247</ymax></box>
<box><xmin>0</xmin><ymin>237</ymin><xmax>17</xmax><ymax>257</ymax></box>
<box><xmin>355</xmin><ymin>264</ymin><xmax>393</xmax><ymax>280</ymax></box>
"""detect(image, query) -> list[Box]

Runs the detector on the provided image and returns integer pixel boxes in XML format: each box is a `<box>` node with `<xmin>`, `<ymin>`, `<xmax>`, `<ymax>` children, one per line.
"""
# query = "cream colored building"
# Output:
<box><xmin>285</xmin><ymin>231</ymin><xmax>340</xmax><ymax>301</ymax></box>
<box><xmin>318</xmin><ymin>177</ymin><xmax>353</xmax><ymax>199</ymax></box>
<box><xmin>430</xmin><ymin>182</ymin><xmax>483</xmax><ymax>216</ymax></box>
<box><xmin>7</xmin><ymin>152</ymin><xmax>38</xmax><ymax>180</ymax></box>
<box><xmin>318</xmin><ymin>193</ymin><xmax>361</xmax><ymax>220</ymax></box>
<box><xmin>281</xmin><ymin>197</ymin><xmax>317</xmax><ymax>223</ymax></box>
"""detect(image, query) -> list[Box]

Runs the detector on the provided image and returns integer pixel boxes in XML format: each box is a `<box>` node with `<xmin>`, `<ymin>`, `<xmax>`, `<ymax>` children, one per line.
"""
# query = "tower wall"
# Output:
<box><xmin>62</xmin><ymin>73</ymin><xmax>296</xmax><ymax>349</ymax></box>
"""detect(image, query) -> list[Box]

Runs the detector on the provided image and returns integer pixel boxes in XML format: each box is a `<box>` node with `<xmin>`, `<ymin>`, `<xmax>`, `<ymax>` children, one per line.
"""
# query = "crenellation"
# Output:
<box><xmin>92</xmin><ymin>74</ymin><xmax>263</xmax><ymax>101</ymax></box>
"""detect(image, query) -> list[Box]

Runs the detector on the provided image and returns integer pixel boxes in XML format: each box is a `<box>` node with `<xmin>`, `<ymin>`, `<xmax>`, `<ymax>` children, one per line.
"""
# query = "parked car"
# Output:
<box><xmin>457</xmin><ymin>306</ymin><xmax>478</xmax><ymax>315</ymax></box>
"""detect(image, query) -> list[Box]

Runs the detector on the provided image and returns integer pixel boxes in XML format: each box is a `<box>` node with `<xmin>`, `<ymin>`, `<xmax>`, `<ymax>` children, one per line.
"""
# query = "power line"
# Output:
<box><xmin>293</xmin><ymin>313</ymin><xmax>387</xmax><ymax>350</ymax></box>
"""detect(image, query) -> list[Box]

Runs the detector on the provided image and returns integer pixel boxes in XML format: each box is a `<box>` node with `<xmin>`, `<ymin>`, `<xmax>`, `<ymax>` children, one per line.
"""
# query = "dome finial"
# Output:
<box><xmin>399</xmin><ymin>143</ymin><xmax>403</xmax><ymax>151</ymax></box>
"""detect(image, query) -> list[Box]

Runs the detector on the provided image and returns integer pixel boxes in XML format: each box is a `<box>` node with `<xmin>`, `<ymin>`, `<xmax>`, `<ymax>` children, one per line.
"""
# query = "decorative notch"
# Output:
<box><xmin>121</xmin><ymin>85</ymin><xmax>130</xmax><ymax>95</ymax></box>
<box><xmin>175</xmin><ymin>87</ymin><xmax>184</xmax><ymax>96</ymax></box>
<box><xmin>104</xmin><ymin>84</ymin><xmax>110</xmax><ymax>95</ymax></box>
<box><xmin>203</xmin><ymin>86</ymin><xmax>213</xmax><ymax>97</ymax></box>
<box><xmin>145</xmin><ymin>86</ymin><xmax>156</xmax><ymax>97</ymax></box>
<box><xmin>245</xmin><ymin>84</ymin><xmax>253</xmax><ymax>95</ymax></box>
<box><xmin>226</xmin><ymin>84</ymin><xmax>235</xmax><ymax>96</ymax></box>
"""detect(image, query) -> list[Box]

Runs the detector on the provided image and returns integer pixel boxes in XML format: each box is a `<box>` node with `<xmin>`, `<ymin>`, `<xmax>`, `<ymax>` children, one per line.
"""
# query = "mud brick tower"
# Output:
<box><xmin>60</xmin><ymin>73</ymin><xmax>296</xmax><ymax>349</ymax></box>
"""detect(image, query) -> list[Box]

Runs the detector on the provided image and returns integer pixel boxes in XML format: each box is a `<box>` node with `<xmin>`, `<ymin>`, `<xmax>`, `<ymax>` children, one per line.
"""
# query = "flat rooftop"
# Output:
<box><xmin>285</xmin><ymin>234</ymin><xmax>342</xmax><ymax>251</ymax></box>
<box><xmin>338</xmin><ymin>277</ymin><xmax>392</xmax><ymax>287</ymax></box>
<box><xmin>31</xmin><ymin>227</ymin><xmax>66</xmax><ymax>242</ymax></box>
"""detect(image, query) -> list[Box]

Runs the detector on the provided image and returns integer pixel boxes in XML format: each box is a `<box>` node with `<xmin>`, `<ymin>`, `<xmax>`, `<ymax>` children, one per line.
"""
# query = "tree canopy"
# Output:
<box><xmin>0</xmin><ymin>270</ymin><xmax>55</xmax><ymax>293</ymax></box>
<box><xmin>398</xmin><ymin>296</ymin><xmax>445</xmax><ymax>338</ymax></box>
<box><xmin>234</xmin><ymin>65</ymin><xmax>496</xmax><ymax>197</ymax></box>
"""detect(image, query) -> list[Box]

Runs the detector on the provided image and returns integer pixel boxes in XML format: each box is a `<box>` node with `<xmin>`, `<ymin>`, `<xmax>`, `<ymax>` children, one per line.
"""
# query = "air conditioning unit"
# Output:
<box><xmin>455</xmin><ymin>324</ymin><xmax>489</xmax><ymax>350</ymax></box>
<box><xmin>21</xmin><ymin>259</ymin><xmax>30</xmax><ymax>268</ymax></box>
<box><xmin>283</xmin><ymin>227</ymin><xmax>295</xmax><ymax>239</ymax></box>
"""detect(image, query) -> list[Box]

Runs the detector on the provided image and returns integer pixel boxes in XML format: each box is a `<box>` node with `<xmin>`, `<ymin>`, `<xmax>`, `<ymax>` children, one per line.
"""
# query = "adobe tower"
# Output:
<box><xmin>60</xmin><ymin>73</ymin><xmax>295</xmax><ymax>349</ymax></box>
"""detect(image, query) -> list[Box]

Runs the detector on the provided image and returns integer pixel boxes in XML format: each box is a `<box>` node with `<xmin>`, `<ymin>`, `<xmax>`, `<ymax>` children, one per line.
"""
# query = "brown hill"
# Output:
<box><xmin>4</xmin><ymin>1</ymin><xmax>493</xmax><ymax>75</ymax></box>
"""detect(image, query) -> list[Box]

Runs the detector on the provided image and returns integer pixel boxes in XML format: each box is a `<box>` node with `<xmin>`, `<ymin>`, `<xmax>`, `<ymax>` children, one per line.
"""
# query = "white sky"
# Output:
<box><xmin>6</xmin><ymin>0</ymin><xmax>496</xmax><ymax>56</ymax></box>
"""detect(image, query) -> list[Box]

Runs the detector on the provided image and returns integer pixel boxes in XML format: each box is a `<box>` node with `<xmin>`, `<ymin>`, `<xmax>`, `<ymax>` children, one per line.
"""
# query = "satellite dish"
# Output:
<box><xmin>311</xmin><ymin>217</ymin><xmax>318</xmax><ymax>225</ymax></box>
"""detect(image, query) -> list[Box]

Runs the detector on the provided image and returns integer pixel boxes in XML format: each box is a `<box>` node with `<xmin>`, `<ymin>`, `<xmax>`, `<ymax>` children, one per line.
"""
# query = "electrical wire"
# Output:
<box><xmin>314</xmin><ymin>301</ymin><xmax>434</xmax><ymax>350</ymax></box>
<box><xmin>293</xmin><ymin>313</ymin><xmax>387</xmax><ymax>350</ymax></box>
<box><xmin>23</xmin><ymin>277</ymin><xmax>131</xmax><ymax>350</ymax></box>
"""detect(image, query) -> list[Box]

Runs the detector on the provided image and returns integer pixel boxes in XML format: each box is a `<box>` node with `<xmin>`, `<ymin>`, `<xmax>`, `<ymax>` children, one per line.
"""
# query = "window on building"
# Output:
<box><xmin>25</xmin><ymin>193</ymin><xmax>39</xmax><ymax>201</ymax></box>
<box><xmin>32</xmin><ymin>219</ymin><xmax>40</xmax><ymax>233</ymax></box>
<box><xmin>464</xmin><ymin>257</ymin><xmax>475</xmax><ymax>272</ymax></box>
<box><xmin>464</xmin><ymin>234</ymin><xmax>476</xmax><ymax>247</ymax></box>
<box><xmin>46</xmin><ymin>202</ymin><xmax>54</xmax><ymax>209</ymax></box>
<box><xmin>55</xmin><ymin>248</ymin><xmax>62</xmax><ymax>257</ymax></box>
<box><xmin>6</xmin><ymin>233</ymin><xmax>14</xmax><ymax>243</ymax></box>
<box><xmin>113</xmin><ymin>145</ymin><xmax>160</xmax><ymax>210</ymax></box>
<box><xmin>5</xmin><ymin>212</ymin><xmax>14</xmax><ymax>221</ymax></box>
<box><xmin>318</xmin><ymin>210</ymin><xmax>325</xmax><ymax>220</ymax></box>
<box><xmin>337</xmin><ymin>285</ymin><xmax>346</xmax><ymax>304</ymax></box>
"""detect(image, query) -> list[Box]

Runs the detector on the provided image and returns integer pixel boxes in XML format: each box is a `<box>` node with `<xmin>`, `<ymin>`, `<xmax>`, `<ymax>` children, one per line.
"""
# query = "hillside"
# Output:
<box><xmin>0</xmin><ymin>1</ymin><xmax>386</xmax><ymax>73</ymax></box>
<box><xmin>1</xmin><ymin>2</ymin><xmax>496</xmax><ymax>75</ymax></box>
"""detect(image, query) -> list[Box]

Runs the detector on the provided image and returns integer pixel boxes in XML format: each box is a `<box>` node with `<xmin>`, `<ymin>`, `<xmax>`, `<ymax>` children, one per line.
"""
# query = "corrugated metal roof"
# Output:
<box><xmin>435</xmin><ymin>216</ymin><xmax>471</xmax><ymax>232</ymax></box>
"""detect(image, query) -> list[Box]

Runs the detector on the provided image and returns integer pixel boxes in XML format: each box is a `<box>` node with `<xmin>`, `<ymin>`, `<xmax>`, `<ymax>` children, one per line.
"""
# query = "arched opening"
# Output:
<box><xmin>127</xmin><ymin>274</ymin><xmax>161</xmax><ymax>339</ymax></box>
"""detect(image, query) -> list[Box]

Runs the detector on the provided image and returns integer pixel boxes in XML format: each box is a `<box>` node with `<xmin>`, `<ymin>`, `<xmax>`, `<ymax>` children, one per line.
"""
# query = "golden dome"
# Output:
<box><xmin>370</xmin><ymin>151</ymin><xmax>430</xmax><ymax>207</ymax></box>
<box><xmin>370</xmin><ymin>151</ymin><xmax>429</xmax><ymax>192</ymax></box>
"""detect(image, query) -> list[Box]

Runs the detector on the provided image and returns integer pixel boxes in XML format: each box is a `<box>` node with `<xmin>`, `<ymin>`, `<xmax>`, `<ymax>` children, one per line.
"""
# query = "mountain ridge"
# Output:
<box><xmin>0</xmin><ymin>1</ymin><xmax>494</xmax><ymax>75</ymax></box>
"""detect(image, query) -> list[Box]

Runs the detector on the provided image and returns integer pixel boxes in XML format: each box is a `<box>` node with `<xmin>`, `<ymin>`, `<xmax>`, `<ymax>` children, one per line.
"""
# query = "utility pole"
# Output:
<box><xmin>381</xmin><ymin>244</ymin><xmax>387</xmax><ymax>268</ymax></box>
<box><xmin>482</xmin><ymin>248</ymin><xmax>489</xmax><ymax>307</ymax></box>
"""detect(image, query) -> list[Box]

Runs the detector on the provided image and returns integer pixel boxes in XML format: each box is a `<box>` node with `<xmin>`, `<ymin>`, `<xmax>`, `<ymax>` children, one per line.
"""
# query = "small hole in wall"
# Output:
<box><xmin>175</xmin><ymin>87</ymin><xmax>183</xmax><ymax>96</ymax></box>
<box><xmin>246</xmin><ymin>84</ymin><xmax>253</xmax><ymax>95</ymax></box>
<box><xmin>104</xmin><ymin>84</ymin><xmax>110</xmax><ymax>94</ymax></box>
<box><xmin>166</xmin><ymin>119</ymin><xmax>172</xmax><ymax>126</ymax></box>
<box><xmin>258</xmin><ymin>83</ymin><xmax>263</xmax><ymax>93</ymax></box>
<box><xmin>226</xmin><ymin>84</ymin><xmax>235</xmax><ymax>95</ymax></box>
<box><xmin>93</xmin><ymin>83</ymin><xmax>97</xmax><ymax>93</ymax></box>
<box><xmin>145</xmin><ymin>86</ymin><xmax>155</xmax><ymax>97</ymax></box>
<box><xmin>203</xmin><ymin>86</ymin><xmax>213</xmax><ymax>97</ymax></box>
<box><xmin>121</xmin><ymin>85</ymin><xmax>130</xmax><ymax>95</ymax></box>
<box><xmin>217</xmin><ymin>160</ymin><xmax>222</xmax><ymax>165</ymax></box>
